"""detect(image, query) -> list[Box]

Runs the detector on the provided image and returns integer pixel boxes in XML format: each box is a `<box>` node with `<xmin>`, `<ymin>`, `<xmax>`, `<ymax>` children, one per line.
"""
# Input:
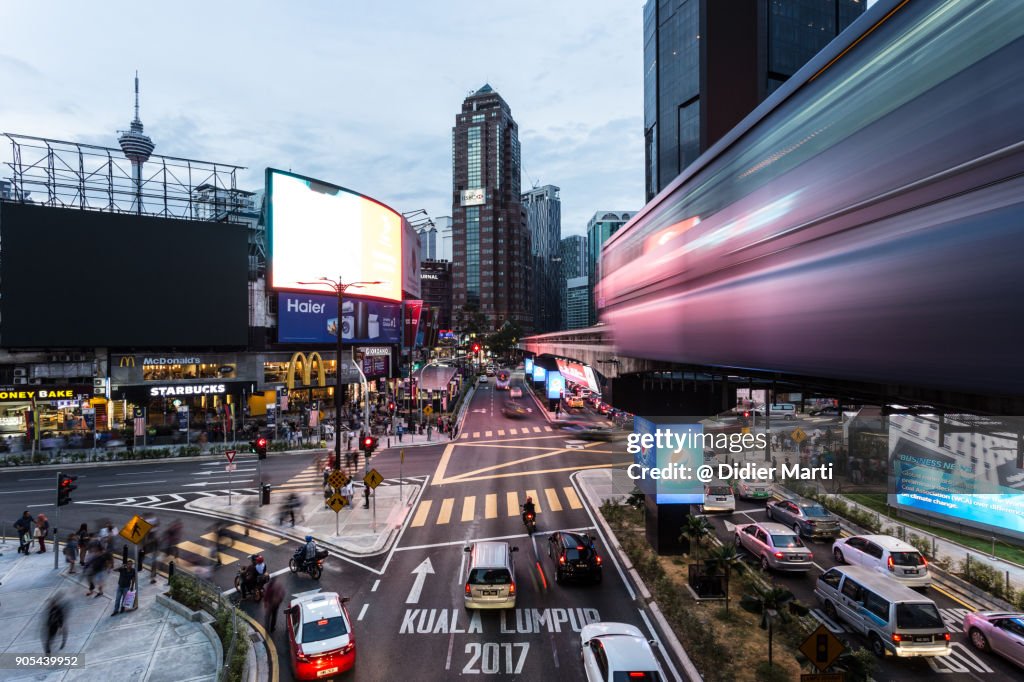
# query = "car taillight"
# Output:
<box><xmin>887</xmin><ymin>556</ymin><xmax>895</xmax><ymax>571</ymax></box>
<box><xmin>943</xmin><ymin>632</ymin><xmax>950</xmax><ymax>641</ymax></box>
<box><xmin>922</xmin><ymin>555</ymin><xmax>928</xmax><ymax>567</ymax></box>
<box><xmin>465</xmin><ymin>583</ymin><xmax>471</xmax><ymax>594</ymax></box>
<box><xmin>628</xmin><ymin>674</ymin><xmax>646</xmax><ymax>679</ymax></box>
<box><xmin>774</xmin><ymin>552</ymin><xmax>784</xmax><ymax>559</ymax></box>
<box><xmin>296</xmin><ymin>645</ymin><xmax>310</xmax><ymax>662</ymax></box>
<box><xmin>596</xmin><ymin>555</ymin><xmax>602</xmax><ymax>565</ymax></box>
<box><xmin>892</xmin><ymin>633</ymin><xmax>902</xmax><ymax>643</ymax></box>
<box><xmin>509</xmin><ymin>582</ymin><xmax>516</xmax><ymax>595</ymax></box>
<box><xmin>559</xmin><ymin>555</ymin><xmax>566</xmax><ymax>564</ymax></box>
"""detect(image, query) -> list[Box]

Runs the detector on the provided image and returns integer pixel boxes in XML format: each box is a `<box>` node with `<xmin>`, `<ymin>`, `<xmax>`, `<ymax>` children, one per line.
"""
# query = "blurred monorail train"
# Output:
<box><xmin>598</xmin><ymin>0</ymin><xmax>1024</xmax><ymax>398</ymax></box>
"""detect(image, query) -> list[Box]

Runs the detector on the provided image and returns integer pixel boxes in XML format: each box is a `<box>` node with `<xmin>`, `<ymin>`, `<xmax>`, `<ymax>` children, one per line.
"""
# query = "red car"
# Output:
<box><xmin>286</xmin><ymin>591</ymin><xmax>355</xmax><ymax>679</ymax></box>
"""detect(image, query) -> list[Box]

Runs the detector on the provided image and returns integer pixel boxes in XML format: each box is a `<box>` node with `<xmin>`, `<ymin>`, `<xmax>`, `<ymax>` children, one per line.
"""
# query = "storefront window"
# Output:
<box><xmin>143</xmin><ymin>363</ymin><xmax>236</xmax><ymax>381</ymax></box>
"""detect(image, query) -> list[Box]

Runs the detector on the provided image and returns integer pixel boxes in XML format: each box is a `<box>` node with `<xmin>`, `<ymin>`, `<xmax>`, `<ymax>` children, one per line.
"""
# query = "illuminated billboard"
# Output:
<box><xmin>632</xmin><ymin>417</ymin><xmax>704</xmax><ymax>504</ymax></box>
<box><xmin>555</xmin><ymin>359</ymin><xmax>600</xmax><ymax>393</ymax></box>
<box><xmin>277</xmin><ymin>292</ymin><xmax>401</xmax><ymax>344</ymax></box>
<box><xmin>532</xmin><ymin>365</ymin><xmax>547</xmax><ymax>383</ymax></box>
<box><xmin>524</xmin><ymin>357</ymin><xmax>534</xmax><ymax>374</ymax></box>
<box><xmin>546</xmin><ymin>372</ymin><xmax>565</xmax><ymax>400</ymax></box>
<box><xmin>460</xmin><ymin>188</ymin><xmax>485</xmax><ymax>206</ymax></box>
<box><xmin>267</xmin><ymin>169</ymin><xmax>402</xmax><ymax>301</ymax></box>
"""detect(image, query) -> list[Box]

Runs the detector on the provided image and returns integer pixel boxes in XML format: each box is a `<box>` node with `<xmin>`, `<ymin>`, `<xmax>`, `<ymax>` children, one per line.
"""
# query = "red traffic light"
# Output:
<box><xmin>362</xmin><ymin>437</ymin><xmax>374</xmax><ymax>448</ymax></box>
<box><xmin>472</xmin><ymin>343</ymin><xmax>481</xmax><ymax>352</ymax></box>
<box><xmin>743</xmin><ymin>411</ymin><xmax>750</xmax><ymax>418</ymax></box>
<box><xmin>256</xmin><ymin>437</ymin><xmax>268</xmax><ymax>449</ymax></box>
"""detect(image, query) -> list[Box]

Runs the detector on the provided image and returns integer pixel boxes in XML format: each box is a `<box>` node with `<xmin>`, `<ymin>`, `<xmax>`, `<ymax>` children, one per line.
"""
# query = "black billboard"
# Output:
<box><xmin>0</xmin><ymin>202</ymin><xmax>249</xmax><ymax>347</ymax></box>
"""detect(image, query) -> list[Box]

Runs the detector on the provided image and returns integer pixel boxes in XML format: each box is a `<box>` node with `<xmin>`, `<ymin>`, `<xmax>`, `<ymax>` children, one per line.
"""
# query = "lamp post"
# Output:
<box><xmin>298</xmin><ymin>277</ymin><xmax>383</xmax><ymax>471</ymax></box>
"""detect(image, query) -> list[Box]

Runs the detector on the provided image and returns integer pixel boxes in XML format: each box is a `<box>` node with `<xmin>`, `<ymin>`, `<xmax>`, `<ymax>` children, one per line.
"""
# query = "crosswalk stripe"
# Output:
<box><xmin>544</xmin><ymin>426</ymin><xmax>552</xmax><ymax>432</ymax></box>
<box><xmin>462</xmin><ymin>496</ymin><xmax>476</xmax><ymax>522</ymax></box>
<box><xmin>509</xmin><ymin>428</ymin><xmax>518</xmax><ymax>435</ymax></box>
<box><xmin>526</xmin><ymin>489</ymin><xmax>542</xmax><ymax>513</ymax></box>
<box><xmin>506</xmin><ymin>491</ymin><xmax>519</xmax><ymax>517</ymax></box>
<box><xmin>485</xmin><ymin>430</ymin><xmax>493</xmax><ymax>437</ymax></box>
<box><xmin>485</xmin><ymin>494</ymin><xmax>498</xmax><ymax>519</ymax></box>
<box><xmin>411</xmin><ymin>500</ymin><xmax>433</xmax><ymax>527</ymax></box>
<box><xmin>200</xmin><ymin>533</ymin><xmax>264</xmax><ymax>556</ymax></box>
<box><xmin>437</xmin><ymin>498</ymin><xmax>455</xmax><ymax>524</ymax></box>
<box><xmin>544</xmin><ymin>488</ymin><xmax>562</xmax><ymax>512</ymax></box>
<box><xmin>532</xmin><ymin>427</ymin><xmax>541</xmax><ymax>433</ymax></box>
<box><xmin>461</xmin><ymin>433</ymin><xmax>469</xmax><ymax>439</ymax></box>
<box><xmin>563</xmin><ymin>486</ymin><xmax>583</xmax><ymax>510</ymax></box>
<box><xmin>227</xmin><ymin>524</ymin><xmax>286</xmax><ymax>545</ymax></box>
<box><xmin>473</xmin><ymin>431</ymin><xmax>481</xmax><ymax>438</ymax></box>
<box><xmin>497</xmin><ymin>430</ymin><xmax>505</xmax><ymax>436</ymax></box>
<box><xmin>178</xmin><ymin>540</ymin><xmax>240</xmax><ymax>565</ymax></box>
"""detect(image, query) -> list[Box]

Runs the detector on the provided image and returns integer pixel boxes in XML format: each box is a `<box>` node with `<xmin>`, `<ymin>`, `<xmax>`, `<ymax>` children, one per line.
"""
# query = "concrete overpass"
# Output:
<box><xmin>518</xmin><ymin>324</ymin><xmax>667</xmax><ymax>379</ymax></box>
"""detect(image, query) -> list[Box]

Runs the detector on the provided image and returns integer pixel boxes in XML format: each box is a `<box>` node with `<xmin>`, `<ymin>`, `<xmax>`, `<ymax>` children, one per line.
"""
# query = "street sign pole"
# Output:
<box><xmin>372</xmin><ymin>488</ymin><xmax>377</xmax><ymax>533</ymax></box>
<box><xmin>400</xmin><ymin>449</ymin><xmax>404</xmax><ymax>505</ymax></box>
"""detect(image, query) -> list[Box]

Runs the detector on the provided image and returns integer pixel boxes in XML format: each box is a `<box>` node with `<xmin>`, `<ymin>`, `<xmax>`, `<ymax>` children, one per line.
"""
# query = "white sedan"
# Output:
<box><xmin>581</xmin><ymin>622</ymin><xmax>665</xmax><ymax>681</ymax></box>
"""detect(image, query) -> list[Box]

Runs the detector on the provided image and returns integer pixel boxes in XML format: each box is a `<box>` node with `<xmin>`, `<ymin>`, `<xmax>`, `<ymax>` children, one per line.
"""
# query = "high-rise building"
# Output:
<box><xmin>420</xmin><ymin>259</ymin><xmax>453</xmax><ymax>330</ymax></box>
<box><xmin>418</xmin><ymin>225</ymin><xmax>438</xmax><ymax>261</ymax></box>
<box><xmin>451</xmin><ymin>84</ymin><xmax>531</xmax><ymax>331</ymax></box>
<box><xmin>522</xmin><ymin>185</ymin><xmax>562</xmax><ymax>334</ymax></box>
<box><xmin>559</xmin><ymin>235</ymin><xmax>587</xmax><ymax>328</ymax></box>
<box><xmin>586</xmin><ymin>211</ymin><xmax>635</xmax><ymax>325</ymax></box>
<box><xmin>643</xmin><ymin>0</ymin><xmax>865</xmax><ymax>201</ymax></box>
<box><xmin>436</xmin><ymin>216</ymin><xmax>453</xmax><ymax>262</ymax></box>
<box><xmin>565</xmin><ymin>276</ymin><xmax>589</xmax><ymax>330</ymax></box>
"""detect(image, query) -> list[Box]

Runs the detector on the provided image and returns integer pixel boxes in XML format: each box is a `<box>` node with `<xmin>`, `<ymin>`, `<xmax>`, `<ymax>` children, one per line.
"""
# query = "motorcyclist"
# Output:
<box><xmin>241</xmin><ymin>555</ymin><xmax>260</xmax><ymax>599</ymax></box>
<box><xmin>302</xmin><ymin>535</ymin><xmax>317</xmax><ymax>572</ymax></box>
<box><xmin>521</xmin><ymin>496</ymin><xmax>536</xmax><ymax>526</ymax></box>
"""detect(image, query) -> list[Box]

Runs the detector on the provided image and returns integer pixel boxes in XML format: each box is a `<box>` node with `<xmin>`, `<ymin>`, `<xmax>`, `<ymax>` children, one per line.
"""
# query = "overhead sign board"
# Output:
<box><xmin>278</xmin><ymin>292</ymin><xmax>401</xmax><ymax>345</ymax></box>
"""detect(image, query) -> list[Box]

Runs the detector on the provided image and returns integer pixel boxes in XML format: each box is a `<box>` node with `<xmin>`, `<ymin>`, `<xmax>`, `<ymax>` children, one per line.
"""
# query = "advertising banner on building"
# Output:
<box><xmin>555</xmin><ymin>359</ymin><xmax>600</xmax><ymax>393</ymax></box>
<box><xmin>404</xmin><ymin>300</ymin><xmax>423</xmax><ymax>349</ymax></box>
<box><xmin>546</xmin><ymin>371</ymin><xmax>565</xmax><ymax>400</ymax></box>
<box><xmin>177</xmin><ymin>406</ymin><xmax>189</xmax><ymax>432</ymax></box>
<box><xmin>277</xmin><ymin>292</ymin><xmax>401</xmax><ymax>345</ymax></box>
<box><xmin>524</xmin><ymin>357</ymin><xmax>534</xmax><ymax>374</ymax></box>
<box><xmin>460</xmin><ymin>188</ymin><xmax>485</xmax><ymax>206</ymax></box>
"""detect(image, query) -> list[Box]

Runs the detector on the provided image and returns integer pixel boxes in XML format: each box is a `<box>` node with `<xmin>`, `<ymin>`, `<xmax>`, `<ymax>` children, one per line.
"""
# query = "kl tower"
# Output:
<box><xmin>117</xmin><ymin>72</ymin><xmax>155</xmax><ymax>214</ymax></box>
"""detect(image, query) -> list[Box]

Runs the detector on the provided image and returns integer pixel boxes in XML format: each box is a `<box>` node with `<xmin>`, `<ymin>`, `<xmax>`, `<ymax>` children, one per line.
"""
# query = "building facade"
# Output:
<box><xmin>522</xmin><ymin>185</ymin><xmax>562</xmax><ymax>334</ymax></box>
<box><xmin>435</xmin><ymin>216</ymin><xmax>453</xmax><ymax>262</ymax></box>
<box><xmin>643</xmin><ymin>0</ymin><xmax>865</xmax><ymax>201</ymax></box>
<box><xmin>559</xmin><ymin>235</ymin><xmax>587</xmax><ymax>328</ymax></box>
<box><xmin>565</xmin><ymin>276</ymin><xmax>589</xmax><ymax>330</ymax></box>
<box><xmin>451</xmin><ymin>84</ymin><xmax>531</xmax><ymax>331</ymax></box>
<box><xmin>420</xmin><ymin>259</ymin><xmax>453</xmax><ymax>330</ymax></box>
<box><xmin>418</xmin><ymin>225</ymin><xmax>438</xmax><ymax>261</ymax></box>
<box><xmin>586</xmin><ymin>211</ymin><xmax>634</xmax><ymax>325</ymax></box>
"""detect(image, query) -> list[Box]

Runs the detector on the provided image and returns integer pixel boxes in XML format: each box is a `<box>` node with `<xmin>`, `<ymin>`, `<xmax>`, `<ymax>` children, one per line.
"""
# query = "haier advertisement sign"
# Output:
<box><xmin>278</xmin><ymin>293</ymin><xmax>401</xmax><ymax>344</ymax></box>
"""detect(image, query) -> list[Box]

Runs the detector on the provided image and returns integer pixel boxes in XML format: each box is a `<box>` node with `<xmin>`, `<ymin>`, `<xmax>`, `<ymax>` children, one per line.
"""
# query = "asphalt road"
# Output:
<box><xmin>702</xmin><ymin>497</ymin><xmax>1021</xmax><ymax>681</ymax></box>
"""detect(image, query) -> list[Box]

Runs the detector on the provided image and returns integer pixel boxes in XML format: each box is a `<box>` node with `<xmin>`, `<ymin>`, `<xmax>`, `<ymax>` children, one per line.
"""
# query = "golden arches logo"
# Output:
<box><xmin>287</xmin><ymin>352</ymin><xmax>326</xmax><ymax>389</ymax></box>
<box><xmin>119</xmin><ymin>357</ymin><xmax>136</xmax><ymax>368</ymax></box>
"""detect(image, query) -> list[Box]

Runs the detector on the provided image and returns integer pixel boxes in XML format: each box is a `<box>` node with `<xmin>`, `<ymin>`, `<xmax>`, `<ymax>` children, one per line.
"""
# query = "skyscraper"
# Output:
<box><xmin>522</xmin><ymin>185</ymin><xmax>562</xmax><ymax>334</ymax></box>
<box><xmin>451</xmin><ymin>85</ymin><xmax>531</xmax><ymax>331</ymax></box>
<box><xmin>559</xmin><ymin>235</ymin><xmax>587</xmax><ymax>328</ymax></box>
<box><xmin>586</xmin><ymin>211</ymin><xmax>634</xmax><ymax>326</ymax></box>
<box><xmin>643</xmin><ymin>0</ymin><xmax>865</xmax><ymax>201</ymax></box>
<box><xmin>435</xmin><ymin>216</ymin><xmax>454</xmax><ymax>262</ymax></box>
<box><xmin>418</xmin><ymin>225</ymin><xmax>438</xmax><ymax>261</ymax></box>
<box><xmin>565</xmin><ymin>277</ymin><xmax>590</xmax><ymax>330</ymax></box>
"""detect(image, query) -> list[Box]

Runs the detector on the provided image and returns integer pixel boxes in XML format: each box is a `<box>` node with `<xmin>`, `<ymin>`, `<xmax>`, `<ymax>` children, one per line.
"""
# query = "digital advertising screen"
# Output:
<box><xmin>524</xmin><ymin>357</ymin><xmax>534</xmax><ymax>374</ymax></box>
<box><xmin>531</xmin><ymin>365</ymin><xmax>547</xmax><ymax>383</ymax></box>
<box><xmin>629</xmin><ymin>417</ymin><xmax>705</xmax><ymax>504</ymax></box>
<box><xmin>554</xmin><ymin>358</ymin><xmax>600</xmax><ymax>393</ymax></box>
<box><xmin>277</xmin><ymin>292</ymin><xmax>401</xmax><ymax>344</ymax></box>
<box><xmin>267</xmin><ymin>169</ymin><xmax>402</xmax><ymax>301</ymax></box>
<box><xmin>546</xmin><ymin>372</ymin><xmax>565</xmax><ymax>400</ymax></box>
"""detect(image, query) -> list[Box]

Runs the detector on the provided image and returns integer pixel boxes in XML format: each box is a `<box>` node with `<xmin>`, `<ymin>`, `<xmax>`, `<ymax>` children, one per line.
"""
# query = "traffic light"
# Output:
<box><xmin>739</xmin><ymin>411</ymin><xmax>750</xmax><ymax>427</ymax></box>
<box><xmin>472</xmin><ymin>343</ymin><xmax>481</xmax><ymax>353</ymax></box>
<box><xmin>388</xmin><ymin>401</ymin><xmax>396</xmax><ymax>414</ymax></box>
<box><xmin>57</xmin><ymin>472</ymin><xmax>78</xmax><ymax>506</ymax></box>
<box><xmin>253</xmin><ymin>436</ymin><xmax>268</xmax><ymax>460</ymax></box>
<box><xmin>361</xmin><ymin>436</ymin><xmax>378</xmax><ymax>457</ymax></box>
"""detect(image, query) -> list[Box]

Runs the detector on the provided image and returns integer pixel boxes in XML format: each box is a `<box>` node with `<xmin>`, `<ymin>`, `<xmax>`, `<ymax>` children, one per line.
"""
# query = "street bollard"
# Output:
<box><xmin>53</xmin><ymin>528</ymin><xmax>59</xmax><ymax>570</ymax></box>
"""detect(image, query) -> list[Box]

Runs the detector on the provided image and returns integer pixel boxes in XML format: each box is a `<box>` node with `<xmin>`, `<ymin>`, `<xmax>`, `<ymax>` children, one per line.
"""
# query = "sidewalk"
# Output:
<box><xmin>376</xmin><ymin>429</ymin><xmax>453</xmax><ymax>450</ymax></box>
<box><xmin>0</xmin><ymin>545</ymin><xmax>220</xmax><ymax>682</ymax></box>
<box><xmin>187</xmin><ymin>477</ymin><xmax>422</xmax><ymax>556</ymax></box>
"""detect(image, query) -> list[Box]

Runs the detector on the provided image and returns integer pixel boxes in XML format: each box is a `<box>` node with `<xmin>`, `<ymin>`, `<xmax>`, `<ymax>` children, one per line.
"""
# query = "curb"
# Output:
<box><xmin>235</xmin><ymin>603</ymin><xmax>279</xmax><ymax>682</ymax></box>
<box><xmin>572</xmin><ymin>471</ymin><xmax>703</xmax><ymax>682</ymax></box>
<box><xmin>0</xmin><ymin>447</ymin><xmax>322</xmax><ymax>473</ymax></box>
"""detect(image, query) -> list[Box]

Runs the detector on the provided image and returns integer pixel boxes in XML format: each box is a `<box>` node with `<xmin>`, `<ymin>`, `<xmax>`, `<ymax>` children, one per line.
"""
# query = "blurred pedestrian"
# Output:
<box><xmin>42</xmin><ymin>596</ymin><xmax>67</xmax><ymax>654</ymax></box>
<box><xmin>63</xmin><ymin>533</ymin><xmax>79</xmax><ymax>574</ymax></box>
<box><xmin>34</xmin><ymin>513</ymin><xmax>50</xmax><ymax>553</ymax></box>
<box><xmin>111</xmin><ymin>559</ymin><xmax>137</xmax><ymax>616</ymax></box>
<box><xmin>76</xmin><ymin>524</ymin><xmax>89</xmax><ymax>566</ymax></box>
<box><xmin>262</xmin><ymin>575</ymin><xmax>284</xmax><ymax>632</ymax></box>
<box><xmin>163</xmin><ymin>519</ymin><xmax>182</xmax><ymax>563</ymax></box>
<box><xmin>14</xmin><ymin>510</ymin><xmax>32</xmax><ymax>554</ymax></box>
<box><xmin>85</xmin><ymin>548</ymin><xmax>111</xmax><ymax>598</ymax></box>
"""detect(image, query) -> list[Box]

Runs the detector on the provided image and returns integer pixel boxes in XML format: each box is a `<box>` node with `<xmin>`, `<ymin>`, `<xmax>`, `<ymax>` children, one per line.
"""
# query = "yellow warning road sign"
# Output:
<box><xmin>119</xmin><ymin>515</ymin><xmax>153</xmax><ymax>545</ymax></box>
<box><xmin>364</xmin><ymin>468</ymin><xmax>384</xmax><ymax>489</ymax></box>
<box><xmin>799</xmin><ymin>624</ymin><xmax>845</xmax><ymax>672</ymax></box>
<box><xmin>791</xmin><ymin>426</ymin><xmax>808</xmax><ymax>444</ymax></box>
<box><xmin>328</xmin><ymin>470</ymin><xmax>349</xmax><ymax>490</ymax></box>
<box><xmin>327</xmin><ymin>493</ymin><xmax>348</xmax><ymax>513</ymax></box>
<box><xmin>423</xmin><ymin>406</ymin><xmax>433</xmax><ymax>416</ymax></box>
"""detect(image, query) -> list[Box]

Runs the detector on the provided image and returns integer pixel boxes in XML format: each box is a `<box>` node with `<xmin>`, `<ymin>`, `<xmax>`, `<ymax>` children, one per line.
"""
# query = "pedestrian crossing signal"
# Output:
<box><xmin>361</xmin><ymin>436</ymin><xmax>378</xmax><ymax>457</ymax></box>
<box><xmin>253</xmin><ymin>437</ymin><xmax>268</xmax><ymax>460</ymax></box>
<box><xmin>57</xmin><ymin>472</ymin><xmax>78</xmax><ymax>506</ymax></box>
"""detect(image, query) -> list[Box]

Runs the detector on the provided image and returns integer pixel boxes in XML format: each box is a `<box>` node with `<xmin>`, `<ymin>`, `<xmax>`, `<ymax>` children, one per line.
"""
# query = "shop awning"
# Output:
<box><xmin>414</xmin><ymin>365</ymin><xmax>458</xmax><ymax>392</ymax></box>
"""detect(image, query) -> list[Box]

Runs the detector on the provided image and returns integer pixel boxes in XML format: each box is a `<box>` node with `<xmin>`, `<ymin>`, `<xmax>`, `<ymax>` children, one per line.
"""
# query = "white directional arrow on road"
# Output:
<box><xmin>472</xmin><ymin>409</ymin><xmax>487</xmax><ymax>413</ymax></box>
<box><xmin>405</xmin><ymin>557</ymin><xmax>435</xmax><ymax>605</ymax></box>
<box><xmin>724</xmin><ymin>521</ymin><xmax>736</xmax><ymax>532</ymax></box>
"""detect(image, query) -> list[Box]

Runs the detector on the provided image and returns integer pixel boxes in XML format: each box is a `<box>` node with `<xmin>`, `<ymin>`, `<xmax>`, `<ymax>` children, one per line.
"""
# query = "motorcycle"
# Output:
<box><xmin>521</xmin><ymin>507</ymin><xmax>537</xmax><ymax>535</ymax></box>
<box><xmin>289</xmin><ymin>545</ymin><xmax>328</xmax><ymax>580</ymax></box>
<box><xmin>233</xmin><ymin>565</ymin><xmax>267</xmax><ymax>602</ymax></box>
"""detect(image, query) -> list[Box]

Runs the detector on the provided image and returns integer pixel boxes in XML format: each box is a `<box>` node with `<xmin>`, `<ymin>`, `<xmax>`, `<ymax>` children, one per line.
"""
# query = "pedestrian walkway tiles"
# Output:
<box><xmin>409</xmin><ymin>486</ymin><xmax>585</xmax><ymax>527</ymax></box>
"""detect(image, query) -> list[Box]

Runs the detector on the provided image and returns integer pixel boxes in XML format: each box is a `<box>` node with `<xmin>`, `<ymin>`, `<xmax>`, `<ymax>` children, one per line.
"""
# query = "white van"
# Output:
<box><xmin>832</xmin><ymin>535</ymin><xmax>931</xmax><ymax>588</ymax></box>
<box><xmin>464</xmin><ymin>541</ymin><xmax>518</xmax><ymax>609</ymax></box>
<box><xmin>769</xmin><ymin>403</ymin><xmax>797</xmax><ymax>420</ymax></box>
<box><xmin>815</xmin><ymin>565</ymin><xmax>951</xmax><ymax>658</ymax></box>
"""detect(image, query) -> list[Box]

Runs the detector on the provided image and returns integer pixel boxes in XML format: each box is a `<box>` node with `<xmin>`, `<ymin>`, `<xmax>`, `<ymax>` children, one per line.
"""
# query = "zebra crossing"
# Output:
<box><xmin>165</xmin><ymin>522</ymin><xmax>289</xmax><ymax>572</ymax></box>
<box><xmin>459</xmin><ymin>425</ymin><xmax>554</xmax><ymax>440</ymax></box>
<box><xmin>409</xmin><ymin>485</ymin><xmax>585</xmax><ymax>528</ymax></box>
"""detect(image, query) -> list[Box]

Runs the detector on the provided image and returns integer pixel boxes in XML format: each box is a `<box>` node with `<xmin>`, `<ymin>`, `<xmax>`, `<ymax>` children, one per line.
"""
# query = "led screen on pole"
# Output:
<box><xmin>267</xmin><ymin>169</ymin><xmax>402</xmax><ymax>301</ymax></box>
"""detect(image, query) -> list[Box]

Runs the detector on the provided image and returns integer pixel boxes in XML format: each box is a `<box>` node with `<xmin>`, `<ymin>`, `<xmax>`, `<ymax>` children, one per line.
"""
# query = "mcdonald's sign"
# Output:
<box><xmin>287</xmin><ymin>352</ymin><xmax>327</xmax><ymax>389</ymax></box>
<box><xmin>119</xmin><ymin>357</ymin><xmax>137</xmax><ymax>368</ymax></box>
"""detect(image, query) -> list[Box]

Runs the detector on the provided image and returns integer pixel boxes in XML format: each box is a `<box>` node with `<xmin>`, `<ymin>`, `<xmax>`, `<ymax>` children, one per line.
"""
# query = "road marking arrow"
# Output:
<box><xmin>405</xmin><ymin>557</ymin><xmax>435</xmax><ymax>605</ymax></box>
<box><xmin>724</xmin><ymin>521</ymin><xmax>736</xmax><ymax>532</ymax></box>
<box><xmin>182</xmin><ymin>482</ymin><xmax>213</xmax><ymax>487</ymax></box>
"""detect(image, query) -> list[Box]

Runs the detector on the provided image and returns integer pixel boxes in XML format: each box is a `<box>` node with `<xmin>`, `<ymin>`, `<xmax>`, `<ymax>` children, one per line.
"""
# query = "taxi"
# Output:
<box><xmin>286</xmin><ymin>591</ymin><xmax>356</xmax><ymax>679</ymax></box>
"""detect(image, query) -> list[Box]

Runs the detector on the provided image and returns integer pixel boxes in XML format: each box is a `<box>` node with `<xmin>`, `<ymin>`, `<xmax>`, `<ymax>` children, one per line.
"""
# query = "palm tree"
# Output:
<box><xmin>739</xmin><ymin>584</ymin><xmax>808</xmax><ymax>667</ymax></box>
<box><xmin>706</xmin><ymin>543</ymin><xmax>744</xmax><ymax>610</ymax></box>
<box><xmin>679</xmin><ymin>514</ymin><xmax>713</xmax><ymax>559</ymax></box>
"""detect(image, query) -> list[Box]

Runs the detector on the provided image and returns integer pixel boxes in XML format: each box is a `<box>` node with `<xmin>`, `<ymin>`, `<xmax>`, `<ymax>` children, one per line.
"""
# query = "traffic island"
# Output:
<box><xmin>186</xmin><ymin>478</ymin><xmax>422</xmax><ymax>556</ymax></box>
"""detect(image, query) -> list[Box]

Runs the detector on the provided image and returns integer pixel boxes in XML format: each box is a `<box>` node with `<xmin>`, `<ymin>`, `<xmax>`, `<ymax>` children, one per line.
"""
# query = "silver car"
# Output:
<box><xmin>766</xmin><ymin>499</ymin><xmax>841</xmax><ymax>539</ymax></box>
<box><xmin>735</xmin><ymin>522</ymin><xmax>814</xmax><ymax>572</ymax></box>
<box><xmin>964</xmin><ymin>612</ymin><xmax>1024</xmax><ymax>669</ymax></box>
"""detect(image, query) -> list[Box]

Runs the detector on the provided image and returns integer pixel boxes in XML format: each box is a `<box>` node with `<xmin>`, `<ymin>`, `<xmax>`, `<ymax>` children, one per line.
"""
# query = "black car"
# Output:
<box><xmin>502</xmin><ymin>401</ymin><xmax>529</xmax><ymax>419</ymax></box>
<box><xmin>809</xmin><ymin>406</ymin><xmax>840</xmax><ymax>417</ymax></box>
<box><xmin>547</xmin><ymin>531</ymin><xmax>603</xmax><ymax>583</ymax></box>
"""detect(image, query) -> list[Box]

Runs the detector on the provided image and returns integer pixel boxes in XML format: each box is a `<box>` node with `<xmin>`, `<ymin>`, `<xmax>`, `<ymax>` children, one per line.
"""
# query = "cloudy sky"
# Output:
<box><xmin>0</xmin><ymin>1</ymin><xmax>644</xmax><ymax>236</ymax></box>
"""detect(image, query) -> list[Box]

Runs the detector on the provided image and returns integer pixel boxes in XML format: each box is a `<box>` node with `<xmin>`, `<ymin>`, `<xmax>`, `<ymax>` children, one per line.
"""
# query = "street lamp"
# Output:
<box><xmin>297</xmin><ymin>276</ymin><xmax>383</xmax><ymax>471</ymax></box>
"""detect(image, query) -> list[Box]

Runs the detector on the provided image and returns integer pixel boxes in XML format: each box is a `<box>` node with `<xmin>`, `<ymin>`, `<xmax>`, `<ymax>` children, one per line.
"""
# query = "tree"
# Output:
<box><xmin>705</xmin><ymin>542</ymin><xmax>744</xmax><ymax>611</ymax></box>
<box><xmin>486</xmin><ymin>320</ymin><xmax>523</xmax><ymax>358</ymax></box>
<box><xmin>739</xmin><ymin>584</ymin><xmax>808</xmax><ymax>667</ymax></box>
<box><xmin>679</xmin><ymin>514</ymin><xmax>713</xmax><ymax>559</ymax></box>
<box><xmin>454</xmin><ymin>303</ymin><xmax>489</xmax><ymax>336</ymax></box>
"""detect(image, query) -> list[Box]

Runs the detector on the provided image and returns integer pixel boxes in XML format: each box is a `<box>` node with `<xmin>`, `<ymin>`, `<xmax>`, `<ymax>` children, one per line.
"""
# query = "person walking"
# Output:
<box><xmin>341</xmin><ymin>480</ymin><xmax>354</xmax><ymax>508</ymax></box>
<box><xmin>85</xmin><ymin>548</ymin><xmax>110</xmax><ymax>598</ymax></box>
<box><xmin>111</xmin><ymin>558</ymin><xmax>137</xmax><ymax>615</ymax></box>
<box><xmin>34</xmin><ymin>513</ymin><xmax>50</xmax><ymax>553</ymax></box>
<box><xmin>396</xmin><ymin>423</ymin><xmax>404</xmax><ymax>443</ymax></box>
<box><xmin>63</xmin><ymin>533</ymin><xmax>79</xmax><ymax>574</ymax></box>
<box><xmin>14</xmin><ymin>510</ymin><xmax>32</xmax><ymax>555</ymax></box>
<box><xmin>42</xmin><ymin>597</ymin><xmax>67</xmax><ymax>654</ymax></box>
<box><xmin>263</xmin><ymin>576</ymin><xmax>284</xmax><ymax>633</ymax></box>
<box><xmin>76</xmin><ymin>524</ymin><xmax>89</xmax><ymax>566</ymax></box>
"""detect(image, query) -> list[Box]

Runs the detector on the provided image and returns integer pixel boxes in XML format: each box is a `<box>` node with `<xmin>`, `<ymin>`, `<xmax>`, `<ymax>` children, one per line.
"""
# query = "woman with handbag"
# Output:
<box><xmin>34</xmin><ymin>513</ymin><xmax>50</xmax><ymax>553</ymax></box>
